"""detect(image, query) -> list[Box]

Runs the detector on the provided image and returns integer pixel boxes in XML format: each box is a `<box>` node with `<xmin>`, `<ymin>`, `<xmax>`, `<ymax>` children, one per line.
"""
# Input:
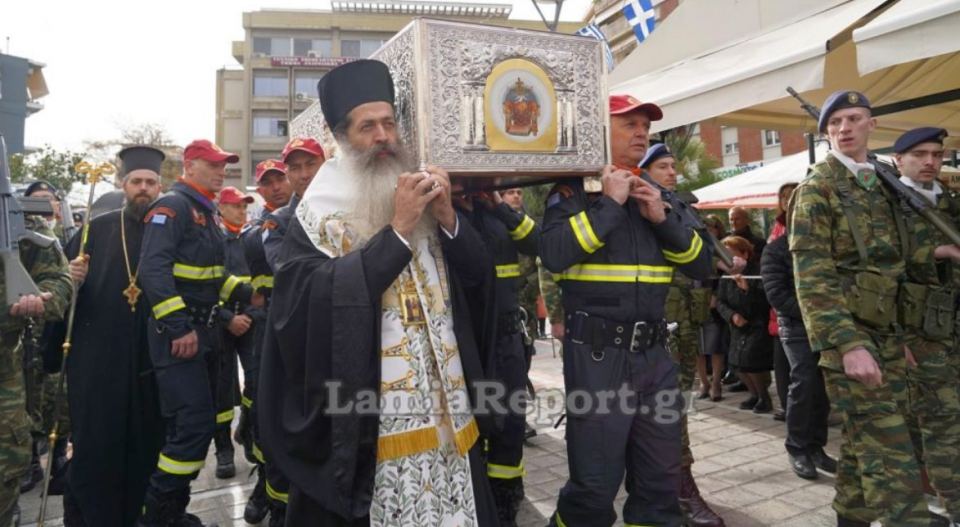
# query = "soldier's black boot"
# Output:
<box><xmin>19</xmin><ymin>441</ymin><xmax>43</xmax><ymax>493</ymax></box>
<box><xmin>679</xmin><ymin>466</ymin><xmax>725</xmax><ymax>527</ymax></box>
<box><xmin>214</xmin><ymin>426</ymin><xmax>236</xmax><ymax>479</ymax></box>
<box><xmin>267</xmin><ymin>500</ymin><xmax>286</xmax><ymax>527</ymax></box>
<box><xmin>48</xmin><ymin>437</ymin><xmax>70</xmax><ymax>495</ymax></box>
<box><xmin>244</xmin><ymin>467</ymin><xmax>269</xmax><ymax>524</ymax></box>
<box><xmin>489</xmin><ymin>477</ymin><xmax>524</xmax><ymax>527</ymax></box>
<box><xmin>137</xmin><ymin>487</ymin><xmax>176</xmax><ymax>527</ymax></box>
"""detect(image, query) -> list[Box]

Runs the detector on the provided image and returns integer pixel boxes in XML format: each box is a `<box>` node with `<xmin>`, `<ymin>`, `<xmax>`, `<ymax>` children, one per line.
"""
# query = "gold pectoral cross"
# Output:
<box><xmin>123</xmin><ymin>282</ymin><xmax>142</xmax><ymax>311</ymax></box>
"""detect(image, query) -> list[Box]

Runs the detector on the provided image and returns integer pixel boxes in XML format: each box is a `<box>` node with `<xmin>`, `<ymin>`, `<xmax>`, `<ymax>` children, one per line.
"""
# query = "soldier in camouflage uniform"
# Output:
<box><xmin>892</xmin><ymin>127</ymin><xmax>960</xmax><ymax>522</ymax></box>
<box><xmin>20</xmin><ymin>181</ymin><xmax>72</xmax><ymax>494</ymax></box>
<box><xmin>0</xmin><ymin>215</ymin><xmax>72</xmax><ymax>525</ymax></box>
<box><xmin>789</xmin><ymin>91</ymin><xmax>958</xmax><ymax>526</ymax></box>
<box><xmin>642</xmin><ymin>143</ymin><xmax>724</xmax><ymax>527</ymax></box>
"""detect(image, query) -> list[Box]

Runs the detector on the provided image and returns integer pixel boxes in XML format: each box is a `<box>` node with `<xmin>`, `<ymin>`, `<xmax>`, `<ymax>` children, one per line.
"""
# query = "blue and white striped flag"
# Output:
<box><xmin>622</xmin><ymin>0</ymin><xmax>656</xmax><ymax>44</ymax></box>
<box><xmin>576</xmin><ymin>23</ymin><xmax>615</xmax><ymax>71</ymax></box>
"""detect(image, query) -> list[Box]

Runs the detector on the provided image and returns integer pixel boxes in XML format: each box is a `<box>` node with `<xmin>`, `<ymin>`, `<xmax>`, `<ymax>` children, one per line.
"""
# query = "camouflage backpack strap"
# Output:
<box><xmin>832</xmin><ymin>170</ymin><xmax>869</xmax><ymax>264</ymax></box>
<box><xmin>877</xmin><ymin>178</ymin><xmax>915</xmax><ymax>263</ymax></box>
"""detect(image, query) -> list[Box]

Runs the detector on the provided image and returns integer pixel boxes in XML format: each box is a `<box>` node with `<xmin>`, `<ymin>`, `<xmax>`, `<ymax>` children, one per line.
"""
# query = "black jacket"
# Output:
<box><xmin>760</xmin><ymin>235</ymin><xmax>807</xmax><ymax>340</ymax></box>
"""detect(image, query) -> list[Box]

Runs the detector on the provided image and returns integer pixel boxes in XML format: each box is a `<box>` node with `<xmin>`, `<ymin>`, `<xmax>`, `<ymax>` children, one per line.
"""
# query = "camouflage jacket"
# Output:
<box><xmin>665</xmin><ymin>274</ymin><xmax>711</xmax><ymax>326</ymax></box>
<box><xmin>0</xmin><ymin>216</ymin><xmax>72</xmax><ymax>345</ymax></box>
<box><xmin>789</xmin><ymin>153</ymin><xmax>937</xmax><ymax>356</ymax></box>
<box><xmin>908</xmin><ymin>190</ymin><xmax>960</xmax><ymax>287</ymax></box>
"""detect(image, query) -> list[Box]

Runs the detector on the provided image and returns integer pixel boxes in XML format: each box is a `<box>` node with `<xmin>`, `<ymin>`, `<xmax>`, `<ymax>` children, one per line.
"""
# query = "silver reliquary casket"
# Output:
<box><xmin>290</xmin><ymin>18</ymin><xmax>608</xmax><ymax>187</ymax></box>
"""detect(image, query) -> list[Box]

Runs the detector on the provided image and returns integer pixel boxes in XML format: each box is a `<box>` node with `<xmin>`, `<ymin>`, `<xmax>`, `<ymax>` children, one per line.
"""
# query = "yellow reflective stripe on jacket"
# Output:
<box><xmin>216</xmin><ymin>408</ymin><xmax>235</xmax><ymax>424</ymax></box>
<box><xmin>558</xmin><ymin>263</ymin><xmax>674</xmax><ymax>284</ymax></box>
<box><xmin>172</xmin><ymin>263</ymin><xmax>225</xmax><ymax>281</ymax></box>
<box><xmin>555</xmin><ymin>512</ymin><xmax>568</xmax><ymax>527</ymax></box>
<box><xmin>252</xmin><ymin>442</ymin><xmax>265</xmax><ymax>464</ymax></box>
<box><xmin>662</xmin><ymin>231</ymin><xmax>704</xmax><ymax>265</ymax></box>
<box><xmin>157</xmin><ymin>454</ymin><xmax>204</xmax><ymax>475</ymax></box>
<box><xmin>487</xmin><ymin>461</ymin><xmax>525</xmax><ymax>479</ymax></box>
<box><xmin>241</xmin><ymin>395</ymin><xmax>253</xmax><ymax>409</ymax></box>
<box><xmin>152</xmin><ymin>296</ymin><xmax>187</xmax><ymax>319</ymax></box>
<box><xmin>252</xmin><ymin>275</ymin><xmax>274</xmax><ymax>290</ymax></box>
<box><xmin>495</xmin><ymin>263</ymin><xmax>521</xmax><ymax>278</ymax></box>
<box><xmin>569</xmin><ymin>211</ymin><xmax>604</xmax><ymax>253</ymax></box>
<box><xmin>266</xmin><ymin>481</ymin><xmax>289</xmax><ymax>503</ymax></box>
<box><xmin>509</xmin><ymin>214</ymin><xmax>535</xmax><ymax>241</ymax></box>
<box><xmin>219</xmin><ymin>275</ymin><xmax>251</xmax><ymax>302</ymax></box>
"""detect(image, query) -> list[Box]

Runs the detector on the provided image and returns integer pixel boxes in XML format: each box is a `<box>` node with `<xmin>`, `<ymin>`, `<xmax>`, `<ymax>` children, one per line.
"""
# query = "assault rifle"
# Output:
<box><xmin>0</xmin><ymin>135</ymin><xmax>56</xmax><ymax>307</ymax></box>
<box><xmin>787</xmin><ymin>87</ymin><xmax>960</xmax><ymax>247</ymax></box>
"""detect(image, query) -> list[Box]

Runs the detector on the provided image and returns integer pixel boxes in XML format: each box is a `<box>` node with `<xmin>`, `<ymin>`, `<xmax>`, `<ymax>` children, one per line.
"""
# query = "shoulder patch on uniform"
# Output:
<box><xmin>144</xmin><ymin>206</ymin><xmax>176</xmax><ymax>224</ymax></box>
<box><xmin>546</xmin><ymin>184</ymin><xmax>574</xmax><ymax>208</ymax></box>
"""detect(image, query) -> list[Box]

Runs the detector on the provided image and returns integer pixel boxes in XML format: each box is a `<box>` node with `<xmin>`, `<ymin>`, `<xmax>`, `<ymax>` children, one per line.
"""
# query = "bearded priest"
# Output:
<box><xmin>258</xmin><ymin>59</ymin><xmax>501</xmax><ymax>526</ymax></box>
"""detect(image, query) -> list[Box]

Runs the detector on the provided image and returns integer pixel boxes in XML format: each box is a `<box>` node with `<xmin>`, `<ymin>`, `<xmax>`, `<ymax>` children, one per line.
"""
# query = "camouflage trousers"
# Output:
<box><xmin>821</xmin><ymin>333</ymin><xmax>930</xmax><ymax>525</ymax></box>
<box><xmin>26</xmin><ymin>364</ymin><xmax>69</xmax><ymax>441</ymax></box>
<box><xmin>668</xmin><ymin>320</ymin><xmax>700</xmax><ymax>468</ymax></box>
<box><xmin>0</xmin><ymin>344</ymin><xmax>32</xmax><ymax>524</ymax></box>
<box><xmin>903</xmin><ymin>335</ymin><xmax>960</xmax><ymax>518</ymax></box>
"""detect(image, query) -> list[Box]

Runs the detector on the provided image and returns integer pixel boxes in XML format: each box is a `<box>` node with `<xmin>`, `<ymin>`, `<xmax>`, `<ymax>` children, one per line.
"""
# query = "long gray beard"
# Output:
<box><xmin>340</xmin><ymin>142</ymin><xmax>437</xmax><ymax>243</ymax></box>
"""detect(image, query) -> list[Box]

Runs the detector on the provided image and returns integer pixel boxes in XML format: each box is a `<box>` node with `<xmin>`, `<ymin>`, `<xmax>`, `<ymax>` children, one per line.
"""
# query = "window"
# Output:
<box><xmin>251</xmin><ymin>36</ymin><xmax>294</xmax><ymax>56</ymax></box>
<box><xmin>294</xmin><ymin>38</ymin><xmax>332</xmax><ymax>57</ymax></box>
<box><xmin>253</xmin><ymin>37</ymin><xmax>271</xmax><ymax>56</ymax></box>
<box><xmin>294</xmin><ymin>72</ymin><xmax>324</xmax><ymax>99</ymax></box>
<box><xmin>252</xmin><ymin>112</ymin><xmax>288</xmax><ymax>139</ymax></box>
<box><xmin>763</xmin><ymin>130</ymin><xmax>781</xmax><ymax>147</ymax></box>
<box><xmin>253</xmin><ymin>71</ymin><xmax>288</xmax><ymax>97</ymax></box>
<box><xmin>724</xmin><ymin>142</ymin><xmax>739</xmax><ymax>155</ymax></box>
<box><xmin>341</xmin><ymin>39</ymin><xmax>385</xmax><ymax>57</ymax></box>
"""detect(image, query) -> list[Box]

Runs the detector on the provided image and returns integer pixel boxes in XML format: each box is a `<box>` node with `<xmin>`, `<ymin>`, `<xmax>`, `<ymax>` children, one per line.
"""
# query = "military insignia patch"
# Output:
<box><xmin>855</xmin><ymin>168</ymin><xmax>877</xmax><ymax>190</ymax></box>
<box><xmin>847</xmin><ymin>92</ymin><xmax>859</xmax><ymax>104</ymax></box>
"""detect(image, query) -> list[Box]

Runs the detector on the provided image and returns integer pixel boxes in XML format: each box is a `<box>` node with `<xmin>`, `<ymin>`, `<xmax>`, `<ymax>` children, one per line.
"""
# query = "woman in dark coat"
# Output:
<box><xmin>715</xmin><ymin>235</ymin><xmax>773</xmax><ymax>413</ymax></box>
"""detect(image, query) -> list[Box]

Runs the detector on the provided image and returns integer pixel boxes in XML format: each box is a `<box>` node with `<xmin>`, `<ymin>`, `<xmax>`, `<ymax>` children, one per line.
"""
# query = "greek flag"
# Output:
<box><xmin>622</xmin><ymin>0</ymin><xmax>656</xmax><ymax>43</ymax></box>
<box><xmin>576</xmin><ymin>23</ymin><xmax>615</xmax><ymax>71</ymax></box>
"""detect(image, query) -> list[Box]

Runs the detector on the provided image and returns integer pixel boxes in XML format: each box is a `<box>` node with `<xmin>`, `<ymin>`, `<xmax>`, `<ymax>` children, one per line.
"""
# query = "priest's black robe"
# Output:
<box><xmin>258</xmin><ymin>213</ymin><xmax>501</xmax><ymax>526</ymax></box>
<box><xmin>60</xmin><ymin>209</ymin><xmax>165</xmax><ymax>526</ymax></box>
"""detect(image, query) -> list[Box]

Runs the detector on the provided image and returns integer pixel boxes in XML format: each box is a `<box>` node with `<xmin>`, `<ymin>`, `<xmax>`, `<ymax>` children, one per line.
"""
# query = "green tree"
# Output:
<box><xmin>664</xmin><ymin>126</ymin><xmax>722</xmax><ymax>193</ymax></box>
<box><xmin>8</xmin><ymin>146</ymin><xmax>86</xmax><ymax>194</ymax></box>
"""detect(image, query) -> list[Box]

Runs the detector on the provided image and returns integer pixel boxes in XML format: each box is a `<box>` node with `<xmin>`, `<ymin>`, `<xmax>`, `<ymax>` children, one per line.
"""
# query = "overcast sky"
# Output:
<box><xmin>2</xmin><ymin>0</ymin><xmax>590</xmax><ymax>152</ymax></box>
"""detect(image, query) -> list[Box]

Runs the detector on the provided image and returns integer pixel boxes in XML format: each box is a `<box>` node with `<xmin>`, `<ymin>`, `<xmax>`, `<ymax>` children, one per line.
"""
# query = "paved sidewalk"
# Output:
<box><xmin>22</xmin><ymin>338</ymin><xmax>848</xmax><ymax>526</ymax></box>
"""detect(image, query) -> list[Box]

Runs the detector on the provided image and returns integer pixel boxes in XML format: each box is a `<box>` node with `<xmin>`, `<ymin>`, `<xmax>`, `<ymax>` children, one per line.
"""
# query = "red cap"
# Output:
<box><xmin>281</xmin><ymin>137</ymin><xmax>325</xmax><ymax>163</ymax></box>
<box><xmin>219</xmin><ymin>186</ymin><xmax>254</xmax><ymax>205</ymax></box>
<box><xmin>609</xmin><ymin>95</ymin><xmax>663</xmax><ymax>121</ymax></box>
<box><xmin>255</xmin><ymin>159</ymin><xmax>287</xmax><ymax>183</ymax></box>
<box><xmin>184</xmin><ymin>139</ymin><xmax>240</xmax><ymax>164</ymax></box>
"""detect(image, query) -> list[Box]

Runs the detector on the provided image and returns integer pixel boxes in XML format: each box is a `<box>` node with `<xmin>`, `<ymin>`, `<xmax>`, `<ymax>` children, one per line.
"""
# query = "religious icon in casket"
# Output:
<box><xmin>290</xmin><ymin>18</ymin><xmax>609</xmax><ymax>188</ymax></box>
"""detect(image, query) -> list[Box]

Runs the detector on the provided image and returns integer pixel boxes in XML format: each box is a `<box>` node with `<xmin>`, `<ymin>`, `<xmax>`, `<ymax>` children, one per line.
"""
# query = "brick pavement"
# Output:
<box><xmin>18</xmin><ymin>338</ymin><xmax>866</xmax><ymax>527</ymax></box>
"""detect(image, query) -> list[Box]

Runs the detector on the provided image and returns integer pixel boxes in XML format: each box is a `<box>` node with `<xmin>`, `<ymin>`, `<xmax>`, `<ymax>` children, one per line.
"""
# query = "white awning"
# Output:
<box><xmin>608</xmin><ymin>0</ymin><xmax>888</xmax><ymax>133</ymax></box>
<box><xmin>692</xmin><ymin>145</ymin><xmax>828</xmax><ymax>209</ymax></box>
<box><xmin>853</xmin><ymin>0</ymin><xmax>960</xmax><ymax>75</ymax></box>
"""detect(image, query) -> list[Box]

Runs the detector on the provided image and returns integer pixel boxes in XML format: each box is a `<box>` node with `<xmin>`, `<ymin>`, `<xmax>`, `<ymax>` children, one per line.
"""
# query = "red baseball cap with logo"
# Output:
<box><xmin>609</xmin><ymin>95</ymin><xmax>663</xmax><ymax>121</ymax></box>
<box><xmin>255</xmin><ymin>159</ymin><xmax>287</xmax><ymax>183</ymax></box>
<box><xmin>219</xmin><ymin>186</ymin><xmax>254</xmax><ymax>205</ymax></box>
<box><xmin>184</xmin><ymin>139</ymin><xmax>240</xmax><ymax>164</ymax></box>
<box><xmin>281</xmin><ymin>138</ymin><xmax>325</xmax><ymax>163</ymax></box>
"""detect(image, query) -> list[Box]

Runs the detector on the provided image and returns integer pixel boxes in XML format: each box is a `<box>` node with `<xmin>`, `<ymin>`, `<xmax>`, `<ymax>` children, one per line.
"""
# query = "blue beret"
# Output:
<box><xmin>639</xmin><ymin>142</ymin><xmax>673</xmax><ymax>169</ymax></box>
<box><xmin>893</xmin><ymin>127</ymin><xmax>947</xmax><ymax>153</ymax></box>
<box><xmin>818</xmin><ymin>90</ymin><xmax>870</xmax><ymax>133</ymax></box>
<box><xmin>24</xmin><ymin>180</ymin><xmax>59</xmax><ymax>197</ymax></box>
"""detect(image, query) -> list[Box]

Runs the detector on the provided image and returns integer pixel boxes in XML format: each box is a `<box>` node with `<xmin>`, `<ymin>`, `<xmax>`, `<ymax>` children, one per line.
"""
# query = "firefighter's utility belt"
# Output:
<box><xmin>566</xmin><ymin>311</ymin><xmax>667</xmax><ymax>353</ymax></box>
<box><xmin>497</xmin><ymin>310</ymin><xmax>523</xmax><ymax>336</ymax></box>
<box><xmin>187</xmin><ymin>304</ymin><xmax>220</xmax><ymax>328</ymax></box>
<box><xmin>899</xmin><ymin>282</ymin><xmax>958</xmax><ymax>341</ymax></box>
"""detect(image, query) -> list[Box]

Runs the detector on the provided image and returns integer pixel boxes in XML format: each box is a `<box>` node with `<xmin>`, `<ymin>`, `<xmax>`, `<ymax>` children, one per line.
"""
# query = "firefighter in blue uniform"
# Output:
<box><xmin>239</xmin><ymin>160</ymin><xmax>292</xmax><ymax>526</ymax></box>
<box><xmin>137</xmin><ymin>139</ymin><xmax>259</xmax><ymax>527</ymax></box>
<box><xmin>211</xmin><ymin>186</ymin><xmax>259</xmax><ymax>481</ymax></box>
<box><xmin>542</xmin><ymin>95</ymin><xmax>713</xmax><ymax>527</ymax></box>
<box><xmin>262</xmin><ymin>138</ymin><xmax>324</xmax><ymax>272</ymax></box>
<box><xmin>458</xmin><ymin>189</ymin><xmax>539</xmax><ymax>527</ymax></box>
